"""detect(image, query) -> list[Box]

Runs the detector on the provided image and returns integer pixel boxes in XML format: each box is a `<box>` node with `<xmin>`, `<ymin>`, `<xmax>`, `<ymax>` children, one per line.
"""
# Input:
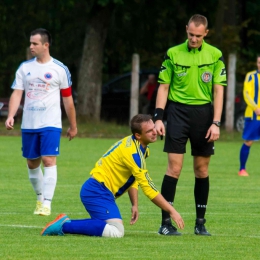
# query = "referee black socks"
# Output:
<box><xmin>161</xmin><ymin>175</ymin><xmax>178</xmax><ymax>224</ymax></box>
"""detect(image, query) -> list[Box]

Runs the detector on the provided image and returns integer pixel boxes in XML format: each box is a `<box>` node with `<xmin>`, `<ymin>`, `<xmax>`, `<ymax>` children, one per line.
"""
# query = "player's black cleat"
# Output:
<box><xmin>194</xmin><ymin>218</ymin><xmax>211</xmax><ymax>236</ymax></box>
<box><xmin>158</xmin><ymin>223</ymin><xmax>182</xmax><ymax>236</ymax></box>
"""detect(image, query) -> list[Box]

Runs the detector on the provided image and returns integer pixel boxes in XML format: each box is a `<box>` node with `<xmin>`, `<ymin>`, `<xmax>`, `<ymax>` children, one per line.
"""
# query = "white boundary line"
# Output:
<box><xmin>0</xmin><ymin>224</ymin><xmax>42</xmax><ymax>228</ymax></box>
<box><xmin>1</xmin><ymin>212</ymin><xmax>259</xmax><ymax>216</ymax></box>
<box><xmin>0</xmin><ymin>224</ymin><xmax>260</xmax><ymax>238</ymax></box>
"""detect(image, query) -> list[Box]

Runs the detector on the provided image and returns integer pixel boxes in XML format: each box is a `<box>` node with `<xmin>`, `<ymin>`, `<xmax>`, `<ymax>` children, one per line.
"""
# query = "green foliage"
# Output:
<box><xmin>0</xmin><ymin>136</ymin><xmax>260</xmax><ymax>259</ymax></box>
<box><xmin>0</xmin><ymin>0</ymin><xmax>89</xmax><ymax>96</ymax></box>
<box><xmin>1</xmin><ymin>0</ymin><xmax>260</xmax><ymax>98</ymax></box>
<box><xmin>97</xmin><ymin>0</ymin><xmax>123</xmax><ymax>6</ymax></box>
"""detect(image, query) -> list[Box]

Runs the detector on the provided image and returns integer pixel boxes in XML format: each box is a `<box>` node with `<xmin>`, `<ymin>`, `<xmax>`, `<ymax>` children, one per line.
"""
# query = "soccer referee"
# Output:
<box><xmin>154</xmin><ymin>14</ymin><xmax>227</xmax><ymax>236</ymax></box>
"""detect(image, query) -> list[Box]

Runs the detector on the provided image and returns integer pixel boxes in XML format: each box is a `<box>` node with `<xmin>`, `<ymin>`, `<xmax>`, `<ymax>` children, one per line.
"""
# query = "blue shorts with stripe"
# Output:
<box><xmin>80</xmin><ymin>177</ymin><xmax>122</xmax><ymax>220</ymax></box>
<box><xmin>22</xmin><ymin>129</ymin><xmax>61</xmax><ymax>159</ymax></box>
<box><xmin>242</xmin><ymin>118</ymin><xmax>260</xmax><ymax>141</ymax></box>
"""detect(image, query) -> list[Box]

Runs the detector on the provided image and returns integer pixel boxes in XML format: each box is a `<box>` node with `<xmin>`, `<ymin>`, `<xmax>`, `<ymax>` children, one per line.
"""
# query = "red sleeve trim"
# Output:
<box><xmin>61</xmin><ymin>86</ymin><xmax>72</xmax><ymax>97</ymax></box>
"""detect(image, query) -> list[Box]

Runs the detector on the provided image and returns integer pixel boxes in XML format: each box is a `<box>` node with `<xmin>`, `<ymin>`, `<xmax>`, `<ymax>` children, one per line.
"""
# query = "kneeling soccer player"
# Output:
<box><xmin>41</xmin><ymin>114</ymin><xmax>184</xmax><ymax>237</ymax></box>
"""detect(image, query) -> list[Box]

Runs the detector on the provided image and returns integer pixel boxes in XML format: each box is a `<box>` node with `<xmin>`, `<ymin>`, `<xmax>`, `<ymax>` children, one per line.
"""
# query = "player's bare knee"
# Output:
<box><xmin>102</xmin><ymin>222</ymin><xmax>124</xmax><ymax>238</ymax></box>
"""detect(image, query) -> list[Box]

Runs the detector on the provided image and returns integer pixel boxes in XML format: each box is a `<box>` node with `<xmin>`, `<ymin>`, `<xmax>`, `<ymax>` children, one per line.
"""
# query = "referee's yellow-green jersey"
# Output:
<box><xmin>158</xmin><ymin>40</ymin><xmax>227</xmax><ymax>105</ymax></box>
<box><xmin>90</xmin><ymin>135</ymin><xmax>159</xmax><ymax>200</ymax></box>
<box><xmin>243</xmin><ymin>70</ymin><xmax>260</xmax><ymax>120</ymax></box>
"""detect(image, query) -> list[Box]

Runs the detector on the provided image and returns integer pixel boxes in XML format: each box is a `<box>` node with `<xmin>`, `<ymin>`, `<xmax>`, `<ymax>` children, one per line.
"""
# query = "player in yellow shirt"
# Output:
<box><xmin>41</xmin><ymin>114</ymin><xmax>184</xmax><ymax>237</ymax></box>
<box><xmin>238</xmin><ymin>55</ymin><xmax>260</xmax><ymax>176</ymax></box>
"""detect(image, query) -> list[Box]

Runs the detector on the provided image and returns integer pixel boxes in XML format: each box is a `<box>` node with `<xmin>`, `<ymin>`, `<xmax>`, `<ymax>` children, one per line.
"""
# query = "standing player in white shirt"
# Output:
<box><xmin>5</xmin><ymin>28</ymin><xmax>77</xmax><ymax>216</ymax></box>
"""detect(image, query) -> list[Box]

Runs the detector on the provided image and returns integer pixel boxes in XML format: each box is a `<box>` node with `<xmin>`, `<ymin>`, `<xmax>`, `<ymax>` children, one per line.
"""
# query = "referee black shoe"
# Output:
<box><xmin>158</xmin><ymin>223</ymin><xmax>181</xmax><ymax>236</ymax></box>
<box><xmin>194</xmin><ymin>218</ymin><xmax>211</xmax><ymax>236</ymax></box>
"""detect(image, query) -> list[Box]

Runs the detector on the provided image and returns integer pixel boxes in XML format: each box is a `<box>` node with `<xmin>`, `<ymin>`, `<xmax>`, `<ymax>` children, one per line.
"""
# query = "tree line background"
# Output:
<box><xmin>0</xmin><ymin>0</ymin><xmax>259</xmax><ymax>121</ymax></box>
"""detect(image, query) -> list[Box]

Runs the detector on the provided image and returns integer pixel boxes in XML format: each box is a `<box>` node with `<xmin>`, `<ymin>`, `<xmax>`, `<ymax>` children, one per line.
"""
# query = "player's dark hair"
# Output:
<box><xmin>130</xmin><ymin>114</ymin><xmax>152</xmax><ymax>135</ymax></box>
<box><xmin>188</xmin><ymin>14</ymin><xmax>208</xmax><ymax>29</ymax></box>
<box><xmin>30</xmin><ymin>28</ymin><xmax>52</xmax><ymax>46</ymax></box>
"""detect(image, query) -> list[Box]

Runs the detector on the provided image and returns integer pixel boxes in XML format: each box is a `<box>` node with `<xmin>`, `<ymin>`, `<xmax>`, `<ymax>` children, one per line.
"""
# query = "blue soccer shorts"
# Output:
<box><xmin>22</xmin><ymin>129</ymin><xmax>61</xmax><ymax>159</ymax></box>
<box><xmin>242</xmin><ymin>119</ymin><xmax>260</xmax><ymax>141</ymax></box>
<box><xmin>80</xmin><ymin>177</ymin><xmax>122</xmax><ymax>221</ymax></box>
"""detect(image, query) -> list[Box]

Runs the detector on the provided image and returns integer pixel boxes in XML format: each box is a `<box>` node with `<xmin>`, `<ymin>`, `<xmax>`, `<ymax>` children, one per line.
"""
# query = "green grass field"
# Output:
<box><xmin>0</xmin><ymin>133</ymin><xmax>260</xmax><ymax>259</ymax></box>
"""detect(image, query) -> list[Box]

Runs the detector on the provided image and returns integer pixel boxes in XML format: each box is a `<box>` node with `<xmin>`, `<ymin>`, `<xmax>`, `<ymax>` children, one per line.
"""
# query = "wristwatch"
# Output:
<box><xmin>212</xmin><ymin>121</ymin><xmax>221</xmax><ymax>127</ymax></box>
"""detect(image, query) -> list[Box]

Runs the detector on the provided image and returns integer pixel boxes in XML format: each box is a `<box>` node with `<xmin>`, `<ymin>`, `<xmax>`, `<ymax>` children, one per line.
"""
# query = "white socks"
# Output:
<box><xmin>28</xmin><ymin>166</ymin><xmax>44</xmax><ymax>202</ymax></box>
<box><xmin>28</xmin><ymin>165</ymin><xmax>57</xmax><ymax>209</ymax></box>
<box><xmin>43</xmin><ymin>165</ymin><xmax>57</xmax><ymax>209</ymax></box>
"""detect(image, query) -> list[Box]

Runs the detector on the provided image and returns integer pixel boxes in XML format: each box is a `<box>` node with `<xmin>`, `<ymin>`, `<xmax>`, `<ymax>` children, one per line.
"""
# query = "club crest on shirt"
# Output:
<box><xmin>201</xmin><ymin>72</ymin><xmax>212</xmax><ymax>83</ymax></box>
<box><xmin>44</xmin><ymin>73</ymin><xmax>53</xmax><ymax>80</ymax></box>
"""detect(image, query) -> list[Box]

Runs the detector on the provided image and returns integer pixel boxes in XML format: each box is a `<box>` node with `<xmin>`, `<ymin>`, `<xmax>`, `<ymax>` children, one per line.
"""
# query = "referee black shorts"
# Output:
<box><xmin>164</xmin><ymin>101</ymin><xmax>214</xmax><ymax>156</ymax></box>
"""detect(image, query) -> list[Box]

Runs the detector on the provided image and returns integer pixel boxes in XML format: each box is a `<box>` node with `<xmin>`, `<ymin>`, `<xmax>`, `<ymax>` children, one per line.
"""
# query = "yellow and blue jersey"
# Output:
<box><xmin>90</xmin><ymin>135</ymin><xmax>159</xmax><ymax>200</ymax></box>
<box><xmin>243</xmin><ymin>70</ymin><xmax>260</xmax><ymax>120</ymax></box>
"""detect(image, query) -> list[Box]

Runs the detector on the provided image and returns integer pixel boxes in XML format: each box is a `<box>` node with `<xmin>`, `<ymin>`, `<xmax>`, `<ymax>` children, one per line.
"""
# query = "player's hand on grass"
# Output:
<box><xmin>170</xmin><ymin>209</ymin><xmax>185</xmax><ymax>229</ymax></box>
<box><xmin>5</xmin><ymin>117</ymin><xmax>14</xmax><ymax>130</ymax></box>
<box><xmin>152</xmin><ymin>193</ymin><xmax>184</xmax><ymax>228</ymax></box>
<box><xmin>130</xmin><ymin>205</ymin><xmax>139</xmax><ymax>225</ymax></box>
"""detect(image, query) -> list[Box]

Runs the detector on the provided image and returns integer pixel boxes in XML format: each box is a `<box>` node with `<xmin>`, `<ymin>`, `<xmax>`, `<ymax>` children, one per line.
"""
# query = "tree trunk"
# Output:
<box><xmin>77</xmin><ymin>5</ymin><xmax>113</xmax><ymax>121</ymax></box>
<box><xmin>212</xmin><ymin>0</ymin><xmax>226</xmax><ymax>49</ymax></box>
<box><xmin>224</xmin><ymin>0</ymin><xmax>237</xmax><ymax>131</ymax></box>
<box><xmin>130</xmin><ymin>54</ymin><xmax>140</xmax><ymax>123</ymax></box>
<box><xmin>225</xmin><ymin>53</ymin><xmax>236</xmax><ymax>132</ymax></box>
